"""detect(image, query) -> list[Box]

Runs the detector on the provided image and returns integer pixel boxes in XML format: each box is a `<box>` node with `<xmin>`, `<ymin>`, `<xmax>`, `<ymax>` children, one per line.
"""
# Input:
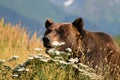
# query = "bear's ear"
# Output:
<box><xmin>72</xmin><ymin>18</ymin><xmax>85</xmax><ymax>38</ymax></box>
<box><xmin>72</xmin><ymin>18</ymin><xmax>84</xmax><ymax>32</ymax></box>
<box><xmin>45</xmin><ymin>19</ymin><xmax>53</xmax><ymax>29</ymax></box>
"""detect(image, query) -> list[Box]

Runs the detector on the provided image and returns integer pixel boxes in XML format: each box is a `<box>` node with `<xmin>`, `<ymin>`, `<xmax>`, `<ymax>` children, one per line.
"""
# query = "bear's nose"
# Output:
<box><xmin>43</xmin><ymin>37</ymin><xmax>50</xmax><ymax>44</ymax></box>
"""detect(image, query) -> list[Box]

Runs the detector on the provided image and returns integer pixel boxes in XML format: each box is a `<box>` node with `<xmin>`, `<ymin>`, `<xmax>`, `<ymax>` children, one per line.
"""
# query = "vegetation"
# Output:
<box><xmin>0</xmin><ymin>18</ymin><xmax>119</xmax><ymax>80</ymax></box>
<box><xmin>0</xmin><ymin>18</ymin><xmax>45</xmax><ymax>68</ymax></box>
<box><xmin>115</xmin><ymin>36</ymin><xmax>120</xmax><ymax>47</ymax></box>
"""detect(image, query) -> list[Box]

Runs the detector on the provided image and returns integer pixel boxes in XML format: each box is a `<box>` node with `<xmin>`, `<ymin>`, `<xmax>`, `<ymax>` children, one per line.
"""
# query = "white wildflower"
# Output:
<box><xmin>55</xmin><ymin>50</ymin><xmax>60</xmax><ymax>55</ymax></box>
<box><xmin>52</xmin><ymin>41</ymin><xmax>65</xmax><ymax>47</ymax></box>
<box><xmin>20</xmin><ymin>63</ymin><xmax>26</xmax><ymax>67</ymax></box>
<box><xmin>60</xmin><ymin>42</ymin><xmax>65</xmax><ymax>45</ymax></box>
<box><xmin>69</xmin><ymin>58</ymin><xmax>79</xmax><ymax>63</ymax></box>
<box><xmin>7</xmin><ymin>55</ymin><xmax>19</xmax><ymax>61</ymax></box>
<box><xmin>52</xmin><ymin>41</ymin><xmax>61</xmax><ymax>47</ymax></box>
<box><xmin>28</xmin><ymin>57</ymin><xmax>34</xmax><ymax>60</ymax></box>
<box><xmin>0</xmin><ymin>60</ymin><xmax>6</xmax><ymax>63</ymax></box>
<box><xmin>13</xmin><ymin>55</ymin><xmax>19</xmax><ymax>59</ymax></box>
<box><xmin>79</xmin><ymin>63</ymin><xmax>89</xmax><ymax>69</ymax></box>
<box><xmin>17</xmin><ymin>67</ymin><xmax>25</xmax><ymax>72</ymax></box>
<box><xmin>65</xmin><ymin>48</ymin><xmax>72</xmax><ymax>52</ymax></box>
<box><xmin>59</xmin><ymin>60</ymin><xmax>68</xmax><ymax>65</ymax></box>
<box><xmin>40</xmin><ymin>59</ymin><xmax>49</xmax><ymax>62</ymax></box>
<box><xmin>34</xmin><ymin>55</ymin><xmax>41</xmax><ymax>59</ymax></box>
<box><xmin>72</xmin><ymin>64</ymin><xmax>78</xmax><ymax>68</ymax></box>
<box><xmin>12</xmin><ymin>74</ymin><xmax>18</xmax><ymax>78</ymax></box>
<box><xmin>34</xmin><ymin>48</ymin><xmax>42</xmax><ymax>51</ymax></box>
<box><xmin>25</xmin><ymin>68</ymin><xmax>29</xmax><ymax>72</ymax></box>
<box><xmin>37</xmin><ymin>54</ymin><xmax>50</xmax><ymax>59</ymax></box>
<box><xmin>66</xmin><ymin>53</ymin><xmax>71</xmax><ymax>56</ymax></box>
<box><xmin>47</xmin><ymin>48</ymin><xmax>56</xmax><ymax>54</ymax></box>
<box><xmin>48</xmin><ymin>49</ymin><xmax>63</xmax><ymax>56</ymax></box>
<box><xmin>54</xmin><ymin>56</ymin><xmax>63</xmax><ymax>60</ymax></box>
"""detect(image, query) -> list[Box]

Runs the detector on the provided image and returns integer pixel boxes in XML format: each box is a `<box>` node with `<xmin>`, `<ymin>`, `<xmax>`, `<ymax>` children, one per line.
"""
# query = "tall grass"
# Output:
<box><xmin>0</xmin><ymin>18</ymin><xmax>45</xmax><ymax>68</ymax></box>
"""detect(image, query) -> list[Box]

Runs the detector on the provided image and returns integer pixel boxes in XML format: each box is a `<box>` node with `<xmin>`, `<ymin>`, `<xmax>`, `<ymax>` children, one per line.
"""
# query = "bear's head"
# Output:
<box><xmin>43</xmin><ymin>18</ymin><xmax>86</xmax><ymax>53</ymax></box>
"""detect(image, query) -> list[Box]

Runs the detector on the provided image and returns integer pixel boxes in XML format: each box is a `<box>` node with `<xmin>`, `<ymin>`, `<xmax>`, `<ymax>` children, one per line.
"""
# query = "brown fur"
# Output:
<box><xmin>43</xmin><ymin>18</ymin><xmax>120</xmax><ymax>78</ymax></box>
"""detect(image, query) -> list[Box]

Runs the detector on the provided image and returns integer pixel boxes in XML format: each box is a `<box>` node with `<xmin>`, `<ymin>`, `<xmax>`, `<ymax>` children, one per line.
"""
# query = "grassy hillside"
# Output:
<box><xmin>0</xmin><ymin>18</ymin><xmax>45</xmax><ymax>68</ymax></box>
<box><xmin>0</xmin><ymin>19</ymin><xmax>119</xmax><ymax>80</ymax></box>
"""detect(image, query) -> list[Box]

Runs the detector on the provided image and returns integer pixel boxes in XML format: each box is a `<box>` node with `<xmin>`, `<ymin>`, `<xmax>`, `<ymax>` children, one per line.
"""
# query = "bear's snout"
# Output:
<box><xmin>42</xmin><ymin>37</ymin><xmax>51</xmax><ymax>48</ymax></box>
<box><xmin>43</xmin><ymin>37</ymin><xmax>49</xmax><ymax>44</ymax></box>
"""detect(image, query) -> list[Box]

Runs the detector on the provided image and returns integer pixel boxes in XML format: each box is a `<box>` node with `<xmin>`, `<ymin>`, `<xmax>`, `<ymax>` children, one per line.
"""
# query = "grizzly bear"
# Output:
<box><xmin>43</xmin><ymin>18</ymin><xmax>120</xmax><ymax>78</ymax></box>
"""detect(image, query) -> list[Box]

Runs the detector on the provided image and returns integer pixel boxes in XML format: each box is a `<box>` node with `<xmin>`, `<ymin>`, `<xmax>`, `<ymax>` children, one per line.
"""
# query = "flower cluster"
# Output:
<box><xmin>47</xmin><ymin>41</ymin><xmax>73</xmax><ymax>61</ymax></box>
<box><xmin>9</xmin><ymin>51</ymin><xmax>103</xmax><ymax>80</ymax></box>
<box><xmin>0</xmin><ymin>60</ymin><xmax>6</xmax><ymax>64</ymax></box>
<box><xmin>52</xmin><ymin>41</ymin><xmax>65</xmax><ymax>47</ymax></box>
<box><xmin>68</xmin><ymin>58</ymin><xmax>79</xmax><ymax>64</ymax></box>
<box><xmin>7</xmin><ymin>55</ymin><xmax>19</xmax><ymax>62</ymax></box>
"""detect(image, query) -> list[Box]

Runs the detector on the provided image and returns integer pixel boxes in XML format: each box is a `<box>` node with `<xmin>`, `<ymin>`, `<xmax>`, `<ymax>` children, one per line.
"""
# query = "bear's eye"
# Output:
<box><xmin>45</xmin><ymin>29</ymin><xmax>52</xmax><ymax>34</ymax></box>
<box><xmin>56</xmin><ymin>29</ymin><xmax>64</xmax><ymax>34</ymax></box>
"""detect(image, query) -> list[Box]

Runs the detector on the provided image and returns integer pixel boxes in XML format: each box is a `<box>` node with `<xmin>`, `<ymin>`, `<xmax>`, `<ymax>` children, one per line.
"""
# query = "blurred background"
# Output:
<box><xmin>0</xmin><ymin>0</ymin><xmax>120</xmax><ymax>36</ymax></box>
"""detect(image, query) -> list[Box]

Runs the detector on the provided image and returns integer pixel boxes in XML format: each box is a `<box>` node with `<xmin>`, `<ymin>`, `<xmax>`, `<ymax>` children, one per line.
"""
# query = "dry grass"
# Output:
<box><xmin>0</xmin><ymin>18</ymin><xmax>45</xmax><ymax>68</ymax></box>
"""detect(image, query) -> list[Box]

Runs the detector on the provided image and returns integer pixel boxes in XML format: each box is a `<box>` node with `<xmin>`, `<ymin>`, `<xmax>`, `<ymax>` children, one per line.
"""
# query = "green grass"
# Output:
<box><xmin>115</xmin><ymin>36</ymin><xmax>120</xmax><ymax>47</ymax></box>
<box><xmin>1</xmin><ymin>54</ymin><xmax>103</xmax><ymax>80</ymax></box>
